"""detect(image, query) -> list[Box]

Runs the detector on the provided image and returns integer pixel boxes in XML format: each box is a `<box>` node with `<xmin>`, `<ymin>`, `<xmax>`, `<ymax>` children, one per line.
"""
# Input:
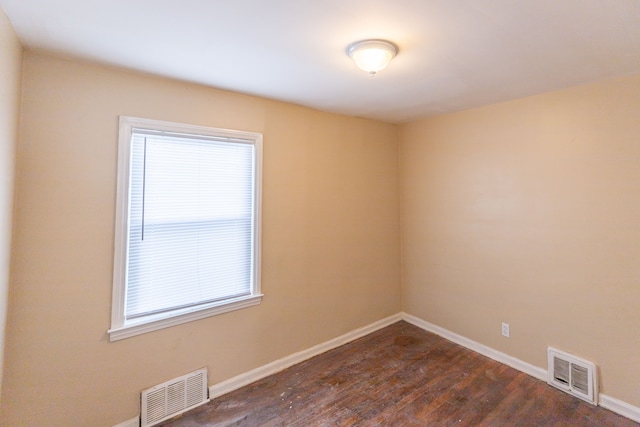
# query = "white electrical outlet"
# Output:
<box><xmin>501</xmin><ymin>322</ymin><xmax>510</xmax><ymax>337</ymax></box>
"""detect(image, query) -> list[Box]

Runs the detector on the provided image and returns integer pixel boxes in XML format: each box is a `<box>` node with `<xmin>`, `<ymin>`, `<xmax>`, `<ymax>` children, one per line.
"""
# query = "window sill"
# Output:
<box><xmin>108</xmin><ymin>294</ymin><xmax>263</xmax><ymax>342</ymax></box>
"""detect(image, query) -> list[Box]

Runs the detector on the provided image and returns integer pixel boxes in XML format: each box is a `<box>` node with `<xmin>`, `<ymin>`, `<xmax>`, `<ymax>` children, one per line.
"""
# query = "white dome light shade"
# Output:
<box><xmin>347</xmin><ymin>40</ymin><xmax>398</xmax><ymax>75</ymax></box>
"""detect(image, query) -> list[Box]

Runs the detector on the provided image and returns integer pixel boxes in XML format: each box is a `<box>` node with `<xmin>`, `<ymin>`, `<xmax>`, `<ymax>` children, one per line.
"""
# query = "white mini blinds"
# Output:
<box><xmin>109</xmin><ymin>117</ymin><xmax>262</xmax><ymax>341</ymax></box>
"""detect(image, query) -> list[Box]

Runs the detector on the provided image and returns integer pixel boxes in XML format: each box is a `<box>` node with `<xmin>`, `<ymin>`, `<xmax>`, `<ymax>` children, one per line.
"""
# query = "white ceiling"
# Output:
<box><xmin>2</xmin><ymin>0</ymin><xmax>640</xmax><ymax>123</ymax></box>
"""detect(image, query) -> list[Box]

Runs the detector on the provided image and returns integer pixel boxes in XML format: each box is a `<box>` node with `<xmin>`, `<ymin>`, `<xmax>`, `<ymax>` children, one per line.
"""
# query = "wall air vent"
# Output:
<box><xmin>141</xmin><ymin>368</ymin><xmax>210</xmax><ymax>427</ymax></box>
<box><xmin>547</xmin><ymin>347</ymin><xmax>597</xmax><ymax>405</ymax></box>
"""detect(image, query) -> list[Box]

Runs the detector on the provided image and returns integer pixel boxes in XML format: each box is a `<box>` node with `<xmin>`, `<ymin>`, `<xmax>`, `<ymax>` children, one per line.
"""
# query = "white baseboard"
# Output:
<box><xmin>208</xmin><ymin>313</ymin><xmax>402</xmax><ymax>399</ymax></box>
<box><xmin>600</xmin><ymin>394</ymin><xmax>640</xmax><ymax>423</ymax></box>
<box><xmin>400</xmin><ymin>312</ymin><xmax>547</xmax><ymax>381</ymax></box>
<box><xmin>113</xmin><ymin>416</ymin><xmax>139</xmax><ymax>427</ymax></box>
<box><xmin>401</xmin><ymin>312</ymin><xmax>640</xmax><ymax>423</ymax></box>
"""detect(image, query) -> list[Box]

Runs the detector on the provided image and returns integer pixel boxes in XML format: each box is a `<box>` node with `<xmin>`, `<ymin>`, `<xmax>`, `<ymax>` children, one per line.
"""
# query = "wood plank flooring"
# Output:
<box><xmin>160</xmin><ymin>321</ymin><xmax>638</xmax><ymax>426</ymax></box>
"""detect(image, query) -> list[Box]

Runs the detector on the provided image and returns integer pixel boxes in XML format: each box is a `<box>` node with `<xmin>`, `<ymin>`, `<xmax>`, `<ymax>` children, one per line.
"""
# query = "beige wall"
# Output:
<box><xmin>0</xmin><ymin>7</ymin><xmax>22</xmax><ymax>394</ymax></box>
<box><xmin>400</xmin><ymin>74</ymin><xmax>640</xmax><ymax>407</ymax></box>
<box><xmin>0</xmin><ymin>52</ymin><xmax>401</xmax><ymax>426</ymax></box>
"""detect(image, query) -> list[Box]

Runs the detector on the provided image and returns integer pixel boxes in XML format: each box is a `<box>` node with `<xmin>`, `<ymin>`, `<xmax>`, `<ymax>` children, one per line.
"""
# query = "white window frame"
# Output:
<box><xmin>108</xmin><ymin>116</ymin><xmax>262</xmax><ymax>341</ymax></box>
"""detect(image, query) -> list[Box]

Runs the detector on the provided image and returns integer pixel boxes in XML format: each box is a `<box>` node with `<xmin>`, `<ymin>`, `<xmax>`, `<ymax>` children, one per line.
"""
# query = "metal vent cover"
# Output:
<box><xmin>548</xmin><ymin>348</ymin><xmax>597</xmax><ymax>405</ymax></box>
<box><xmin>141</xmin><ymin>368</ymin><xmax>209</xmax><ymax>427</ymax></box>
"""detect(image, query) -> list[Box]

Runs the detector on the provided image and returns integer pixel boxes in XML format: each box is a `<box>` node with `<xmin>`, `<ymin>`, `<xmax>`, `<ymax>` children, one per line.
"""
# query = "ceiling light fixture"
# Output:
<box><xmin>347</xmin><ymin>39</ymin><xmax>398</xmax><ymax>75</ymax></box>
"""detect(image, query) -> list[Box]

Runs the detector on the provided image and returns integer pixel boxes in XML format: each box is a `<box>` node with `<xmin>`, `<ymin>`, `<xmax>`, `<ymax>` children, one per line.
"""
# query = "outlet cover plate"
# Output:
<box><xmin>501</xmin><ymin>322</ymin><xmax>510</xmax><ymax>337</ymax></box>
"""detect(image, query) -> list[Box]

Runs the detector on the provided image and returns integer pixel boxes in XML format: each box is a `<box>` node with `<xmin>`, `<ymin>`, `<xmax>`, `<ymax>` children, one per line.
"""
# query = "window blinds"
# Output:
<box><xmin>125</xmin><ymin>130</ymin><xmax>255</xmax><ymax>320</ymax></box>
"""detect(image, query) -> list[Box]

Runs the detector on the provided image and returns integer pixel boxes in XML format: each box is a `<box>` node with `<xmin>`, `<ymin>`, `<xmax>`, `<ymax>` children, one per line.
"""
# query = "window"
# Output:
<box><xmin>109</xmin><ymin>116</ymin><xmax>262</xmax><ymax>341</ymax></box>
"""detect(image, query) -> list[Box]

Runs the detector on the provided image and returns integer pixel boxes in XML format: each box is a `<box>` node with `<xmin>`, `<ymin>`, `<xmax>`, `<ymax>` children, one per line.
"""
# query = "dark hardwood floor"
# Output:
<box><xmin>160</xmin><ymin>321</ymin><xmax>638</xmax><ymax>426</ymax></box>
